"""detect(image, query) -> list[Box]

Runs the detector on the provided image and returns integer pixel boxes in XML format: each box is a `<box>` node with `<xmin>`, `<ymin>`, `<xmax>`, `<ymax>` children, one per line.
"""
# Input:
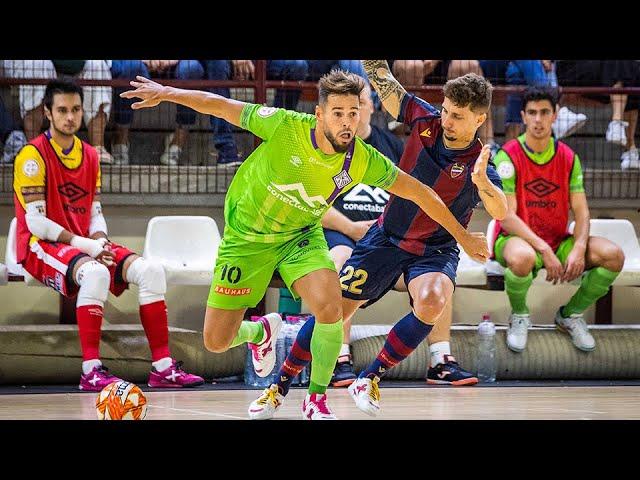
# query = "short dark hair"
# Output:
<box><xmin>318</xmin><ymin>69</ymin><xmax>365</xmax><ymax>105</ymax></box>
<box><xmin>521</xmin><ymin>86</ymin><xmax>558</xmax><ymax>111</ymax></box>
<box><xmin>443</xmin><ymin>73</ymin><xmax>493</xmax><ymax>113</ymax></box>
<box><xmin>44</xmin><ymin>79</ymin><xmax>83</xmax><ymax>111</ymax></box>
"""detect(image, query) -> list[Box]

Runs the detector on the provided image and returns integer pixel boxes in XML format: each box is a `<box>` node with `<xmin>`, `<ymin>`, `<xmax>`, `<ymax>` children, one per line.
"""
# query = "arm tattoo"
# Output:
<box><xmin>361</xmin><ymin>60</ymin><xmax>406</xmax><ymax>115</ymax></box>
<box><xmin>480</xmin><ymin>188</ymin><xmax>495</xmax><ymax>198</ymax></box>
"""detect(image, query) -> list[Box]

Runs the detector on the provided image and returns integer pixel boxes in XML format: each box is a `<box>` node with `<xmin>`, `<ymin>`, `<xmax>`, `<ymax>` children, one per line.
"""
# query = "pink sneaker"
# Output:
<box><xmin>148</xmin><ymin>360</ymin><xmax>204</xmax><ymax>388</ymax></box>
<box><xmin>302</xmin><ymin>393</ymin><xmax>337</xmax><ymax>420</ymax></box>
<box><xmin>79</xmin><ymin>365</ymin><xmax>122</xmax><ymax>392</ymax></box>
<box><xmin>248</xmin><ymin>313</ymin><xmax>282</xmax><ymax>378</ymax></box>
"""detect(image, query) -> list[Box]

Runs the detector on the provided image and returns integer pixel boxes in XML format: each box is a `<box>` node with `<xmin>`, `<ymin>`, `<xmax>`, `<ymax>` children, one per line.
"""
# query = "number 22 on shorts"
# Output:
<box><xmin>340</xmin><ymin>266</ymin><xmax>368</xmax><ymax>294</ymax></box>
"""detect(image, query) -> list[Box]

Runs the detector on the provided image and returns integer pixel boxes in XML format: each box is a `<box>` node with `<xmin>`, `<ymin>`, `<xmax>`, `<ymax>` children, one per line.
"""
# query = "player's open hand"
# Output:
<box><xmin>461</xmin><ymin>231</ymin><xmax>490</xmax><ymax>263</ymax></box>
<box><xmin>471</xmin><ymin>144</ymin><xmax>491</xmax><ymax>187</ymax></box>
<box><xmin>120</xmin><ymin>76</ymin><xmax>166</xmax><ymax>110</ymax></box>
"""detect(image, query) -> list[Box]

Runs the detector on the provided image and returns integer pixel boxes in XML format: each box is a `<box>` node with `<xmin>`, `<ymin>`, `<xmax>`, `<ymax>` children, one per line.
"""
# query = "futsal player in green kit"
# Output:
<box><xmin>121</xmin><ymin>70</ymin><xmax>489</xmax><ymax>419</ymax></box>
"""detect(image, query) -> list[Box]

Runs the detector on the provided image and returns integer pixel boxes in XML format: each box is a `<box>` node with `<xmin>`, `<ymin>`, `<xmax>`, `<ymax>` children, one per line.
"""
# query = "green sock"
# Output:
<box><xmin>563</xmin><ymin>267</ymin><xmax>620</xmax><ymax>316</ymax></box>
<box><xmin>504</xmin><ymin>268</ymin><xmax>533</xmax><ymax>315</ymax></box>
<box><xmin>229</xmin><ymin>320</ymin><xmax>264</xmax><ymax>348</ymax></box>
<box><xmin>308</xmin><ymin>319</ymin><xmax>343</xmax><ymax>395</ymax></box>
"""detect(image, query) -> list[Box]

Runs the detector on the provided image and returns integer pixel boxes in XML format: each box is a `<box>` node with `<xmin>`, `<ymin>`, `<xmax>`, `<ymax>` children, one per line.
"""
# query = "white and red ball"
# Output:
<box><xmin>96</xmin><ymin>380</ymin><xmax>147</xmax><ymax>420</ymax></box>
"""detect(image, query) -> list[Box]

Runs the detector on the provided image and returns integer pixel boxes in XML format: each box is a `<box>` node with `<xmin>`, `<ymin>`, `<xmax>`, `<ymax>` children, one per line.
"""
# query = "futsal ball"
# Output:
<box><xmin>96</xmin><ymin>380</ymin><xmax>147</xmax><ymax>420</ymax></box>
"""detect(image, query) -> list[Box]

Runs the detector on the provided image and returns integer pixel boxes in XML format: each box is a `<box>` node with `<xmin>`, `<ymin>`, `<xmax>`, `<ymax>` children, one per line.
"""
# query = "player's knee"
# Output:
<box><xmin>126</xmin><ymin>258</ymin><xmax>167</xmax><ymax>304</ymax></box>
<box><xmin>507</xmin><ymin>249</ymin><xmax>536</xmax><ymax>276</ymax></box>
<box><xmin>413</xmin><ymin>292</ymin><xmax>447</xmax><ymax>322</ymax></box>
<box><xmin>313</xmin><ymin>301</ymin><xmax>343</xmax><ymax>323</ymax></box>
<box><xmin>603</xmin><ymin>244</ymin><xmax>625</xmax><ymax>272</ymax></box>
<box><xmin>75</xmin><ymin>260</ymin><xmax>110</xmax><ymax>307</ymax></box>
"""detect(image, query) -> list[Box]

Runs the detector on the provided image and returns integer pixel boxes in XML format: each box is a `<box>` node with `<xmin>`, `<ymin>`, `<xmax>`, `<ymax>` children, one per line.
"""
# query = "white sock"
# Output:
<box><xmin>429</xmin><ymin>341</ymin><xmax>451</xmax><ymax>367</ymax></box>
<box><xmin>339</xmin><ymin>343</ymin><xmax>350</xmax><ymax>357</ymax></box>
<box><xmin>152</xmin><ymin>357</ymin><xmax>173</xmax><ymax>372</ymax></box>
<box><xmin>82</xmin><ymin>359</ymin><xmax>102</xmax><ymax>375</ymax></box>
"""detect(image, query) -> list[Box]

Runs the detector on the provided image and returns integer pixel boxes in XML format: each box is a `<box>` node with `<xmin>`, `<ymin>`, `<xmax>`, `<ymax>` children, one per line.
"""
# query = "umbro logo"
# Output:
<box><xmin>420</xmin><ymin>128</ymin><xmax>432</xmax><ymax>138</ymax></box>
<box><xmin>290</xmin><ymin>155</ymin><xmax>302</xmax><ymax>167</ymax></box>
<box><xmin>525</xmin><ymin>178</ymin><xmax>560</xmax><ymax>198</ymax></box>
<box><xmin>58</xmin><ymin>182</ymin><xmax>88</xmax><ymax>203</ymax></box>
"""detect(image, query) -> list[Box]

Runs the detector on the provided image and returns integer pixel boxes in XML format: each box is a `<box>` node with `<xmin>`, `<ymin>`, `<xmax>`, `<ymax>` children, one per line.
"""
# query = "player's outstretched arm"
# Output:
<box><xmin>361</xmin><ymin>60</ymin><xmax>407</xmax><ymax>119</ymax></box>
<box><xmin>387</xmin><ymin>170</ymin><xmax>490</xmax><ymax>263</ymax></box>
<box><xmin>120</xmin><ymin>76</ymin><xmax>247</xmax><ymax>128</ymax></box>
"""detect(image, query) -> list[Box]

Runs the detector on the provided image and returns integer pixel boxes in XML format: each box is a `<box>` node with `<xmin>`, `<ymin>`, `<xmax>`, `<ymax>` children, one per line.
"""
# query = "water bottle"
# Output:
<box><xmin>244</xmin><ymin>315</ymin><xmax>286</xmax><ymax>388</ymax></box>
<box><xmin>476</xmin><ymin>313</ymin><xmax>497</xmax><ymax>383</ymax></box>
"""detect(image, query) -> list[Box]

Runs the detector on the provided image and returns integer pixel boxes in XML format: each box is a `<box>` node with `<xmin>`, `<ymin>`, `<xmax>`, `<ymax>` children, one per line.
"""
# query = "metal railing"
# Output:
<box><xmin>1</xmin><ymin>60</ymin><xmax>639</xmax><ymax>206</ymax></box>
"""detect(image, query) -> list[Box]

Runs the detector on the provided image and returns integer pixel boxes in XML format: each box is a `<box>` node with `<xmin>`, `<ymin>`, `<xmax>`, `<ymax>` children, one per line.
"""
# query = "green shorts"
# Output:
<box><xmin>493</xmin><ymin>233</ymin><xmax>575</xmax><ymax>275</ymax></box>
<box><xmin>207</xmin><ymin>227</ymin><xmax>336</xmax><ymax>310</ymax></box>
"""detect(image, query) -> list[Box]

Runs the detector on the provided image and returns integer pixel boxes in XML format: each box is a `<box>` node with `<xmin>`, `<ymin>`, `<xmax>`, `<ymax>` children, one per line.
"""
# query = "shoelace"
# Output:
<box><xmin>313</xmin><ymin>396</ymin><xmax>333</xmax><ymax>415</ymax></box>
<box><xmin>96</xmin><ymin>365</ymin><xmax>115</xmax><ymax>378</ymax></box>
<box><xmin>512</xmin><ymin>315</ymin><xmax>529</xmax><ymax>330</ymax></box>
<box><xmin>568</xmin><ymin>316</ymin><xmax>589</xmax><ymax>335</ymax></box>
<box><xmin>172</xmin><ymin>360</ymin><xmax>185</xmax><ymax>375</ymax></box>
<box><xmin>257</xmin><ymin>386</ymin><xmax>279</xmax><ymax>407</ymax></box>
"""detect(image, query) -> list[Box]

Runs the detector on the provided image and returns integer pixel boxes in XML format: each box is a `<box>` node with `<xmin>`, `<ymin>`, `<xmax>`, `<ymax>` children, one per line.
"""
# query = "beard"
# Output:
<box><xmin>51</xmin><ymin>119</ymin><xmax>79</xmax><ymax>138</ymax></box>
<box><xmin>324</xmin><ymin>128</ymin><xmax>351</xmax><ymax>153</ymax></box>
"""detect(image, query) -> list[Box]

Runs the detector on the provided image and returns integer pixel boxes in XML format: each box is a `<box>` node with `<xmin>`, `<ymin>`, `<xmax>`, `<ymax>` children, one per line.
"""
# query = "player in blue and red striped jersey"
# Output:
<box><xmin>248</xmin><ymin>61</ymin><xmax>507</xmax><ymax>419</ymax></box>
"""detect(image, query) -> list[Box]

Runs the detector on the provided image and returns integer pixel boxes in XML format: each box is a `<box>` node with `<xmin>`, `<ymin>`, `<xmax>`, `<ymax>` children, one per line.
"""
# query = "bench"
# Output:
<box><xmin>484</xmin><ymin>218</ymin><xmax>640</xmax><ymax>324</ymax></box>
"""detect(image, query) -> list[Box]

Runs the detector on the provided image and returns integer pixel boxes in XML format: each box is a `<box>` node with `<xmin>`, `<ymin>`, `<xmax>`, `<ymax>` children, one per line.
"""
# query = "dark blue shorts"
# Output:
<box><xmin>340</xmin><ymin>223</ymin><xmax>459</xmax><ymax>307</ymax></box>
<box><xmin>323</xmin><ymin>229</ymin><xmax>356</xmax><ymax>250</ymax></box>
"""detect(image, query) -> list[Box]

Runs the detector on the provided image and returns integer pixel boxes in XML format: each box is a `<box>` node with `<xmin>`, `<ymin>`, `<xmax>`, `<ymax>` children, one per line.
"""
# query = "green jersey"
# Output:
<box><xmin>224</xmin><ymin>103</ymin><xmax>399</xmax><ymax>243</ymax></box>
<box><xmin>493</xmin><ymin>134</ymin><xmax>585</xmax><ymax>194</ymax></box>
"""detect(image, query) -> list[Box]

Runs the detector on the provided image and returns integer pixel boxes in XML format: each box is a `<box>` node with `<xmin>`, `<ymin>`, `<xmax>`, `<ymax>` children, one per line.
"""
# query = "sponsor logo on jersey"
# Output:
<box><xmin>298</xmin><ymin>239</ymin><xmax>310</xmax><ymax>248</ymax></box>
<box><xmin>342</xmin><ymin>184</ymin><xmax>389</xmax><ymax>204</ymax></box>
<box><xmin>290</xmin><ymin>155</ymin><xmax>302</xmax><ymax>167</ymax></box>
<box><xmin>268</xmin><ymin>182</ymin><xmax>327</xmax><ymax>208</ymax></box>
<box><xmin>450</xmin><ymin>163</ymin><xmax>465</xmax><ymax>178</ymax></box>
<box><xmin>420</xmin><ymin>128</ymin><xmax>432</xmax><ymax>138</ymax></box>
<box><xmin>332</xmin><ymin>170</ymin><xmax>352</xmax><ymax>189</ymax></box>
<box><xmin>257</xmin><ymin>106</ymin><xmax>277</xmax><ymax>118</ymax></box>
<box><xmin>525</xmin><ymin>178</ymin><xmax>559</xmax><ymax>197</ymax></box>
<box><xmin>58</xmin><ymin>182</ymin><xmax>88</xmax><ymax>203</ymax></box>
<box><xmin>214</xmin><ymin>285</ymin><xmax>252</xmax><ymax>296</ymax></box>
<box><xmin>23</xmin><ymin>159</ymin><xmax>39</xmax><ymax>177</ymax></box>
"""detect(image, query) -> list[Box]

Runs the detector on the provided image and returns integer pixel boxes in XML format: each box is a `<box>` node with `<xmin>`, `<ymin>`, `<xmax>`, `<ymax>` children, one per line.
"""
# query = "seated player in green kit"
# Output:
<box><xmin>492</xmin><ymin>86</ymin><xmax>625</xmax><ymax>353</ymax></box>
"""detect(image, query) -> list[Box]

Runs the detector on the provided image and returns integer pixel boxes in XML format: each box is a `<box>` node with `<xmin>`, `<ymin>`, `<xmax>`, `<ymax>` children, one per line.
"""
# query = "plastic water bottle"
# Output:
<box><xmin>476</xmin><ymin>313</ymin><xmax>497</xmax><ymax>383</ymax></box>
<box><xmin>244</xmin><ymin>316</ymin><xmax>286</xmax><ymax>388</ymax></box>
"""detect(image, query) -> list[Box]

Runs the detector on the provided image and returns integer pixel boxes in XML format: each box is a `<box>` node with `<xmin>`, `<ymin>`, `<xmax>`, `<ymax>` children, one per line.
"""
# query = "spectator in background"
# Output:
<box><xmin>0</xmin><ymin>60</ymin><xmax>113</xmax><ymax>164</ymax></box>
<box><xmin>492</xmin><ymin>86</ymin><xmax>624</xmax><ymax>353</ymax></box>
<box><xmin>13</xmin><ymin>79</ymin><xmax>205</xmax><ymax>390</ymax></box>
<box><xmin>556</xmin><ymin>60</ymin><xmax>640</xmax><ymax>170</ymax></box>
<box><xmin>204</xmin><ymin>60</ymin><xmax>309</xmax><ymax>167</ymax></box>
<box><xmin>0</xmin><ymin>94</ymin><xmax>26</xmax><ymax>163</ymax></box>
<box><xmin>480</xmin><ymin>60</ymin><xmax>587</xmax><ymax>149</ymax></box>
<box><xmin>322</xmin><ymin>82</ymin><xmax>479</xmax><ymax>387</ymax></box>
<box><xmin>111</xmin><ymin>60</ymin><xmax>205</xmax><ymax>165</ymax></box>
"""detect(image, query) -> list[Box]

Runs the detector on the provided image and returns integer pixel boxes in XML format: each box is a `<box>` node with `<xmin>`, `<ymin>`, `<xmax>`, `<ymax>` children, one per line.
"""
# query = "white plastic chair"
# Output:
<box><xmin>456</xmin><ymin>246</ymin><xmax>487</xmax><ymax>286</ymax></box>
<box><xmin>142</xmin><ymin>216</ymin><xmax>221</xmax><ymax>286</ymax></box>
<box><xmin>4</xmin><ymin>217</ymin><xmax>42</xmax><ymax>286</ymax></box>
<box><xmin>569</xmin><ymin>219</ymin><xmax>640</xmax><ymax>286</ymax></box>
